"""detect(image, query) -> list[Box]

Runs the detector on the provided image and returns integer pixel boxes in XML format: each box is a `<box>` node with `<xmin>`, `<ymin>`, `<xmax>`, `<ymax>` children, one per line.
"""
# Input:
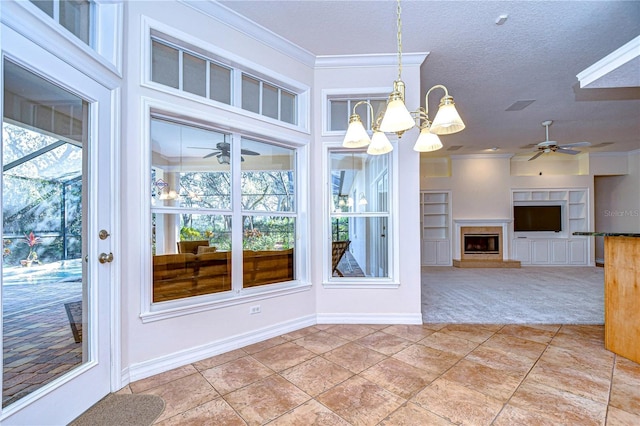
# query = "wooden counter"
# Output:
<box><xmin>604</xmin><ymin>236</ymin><xmax>640</xmax><ymax>364</ymax></box>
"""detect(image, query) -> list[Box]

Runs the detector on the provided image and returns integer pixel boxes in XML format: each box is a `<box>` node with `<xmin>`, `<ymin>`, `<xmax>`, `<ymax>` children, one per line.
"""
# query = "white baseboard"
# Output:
<box><xmin>122</xmin><ymin>312</ymin><xmax>422</xmax><ymax>387</ymax></box>
<box><xmin>316</xmin><ymin>313</ymin><xmax>423</xmax><ymax>325</ymax></box>
<box><xmin>124</xmin><ymin>314</ymin><xmax>316</xmax><ymax>384</ymax></box>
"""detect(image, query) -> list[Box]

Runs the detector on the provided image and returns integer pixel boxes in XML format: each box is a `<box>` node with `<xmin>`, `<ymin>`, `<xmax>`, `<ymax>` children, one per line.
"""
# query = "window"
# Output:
<box><xmin>329</xmin><ymin>150</ymin><xmax>391</xmax><ymax>280</ymax></box>
<box><xmin>151</xmin><ymin>38</ymin><xmax>233</xmax><ymax>105</ymax></box>
<box><xmin>241</xmin><ymin>139</ymin><xmax>296</xmax><ymax>288</ymax></box>
<box><xmin>150</xmin><ymin>37</ymin><xmax>298</xmax><ymax>126</ymax></box>
<box><xmin>150</xmin><ymin>119</ymin><xmax>298</xmax><ymax>303</ymax></box>
<box><xmin>240</xmin><ymin>76</ymin><xmax>297</xmax><ymax>125</ymax></box>
<box><xmin>328</xmin><ymin>97</ymin><xmax>386</xmax><ymax>131</ymax></box>
<box><xmin>31</xmin><ymin>0</ymin><xmax>91</xmax><ymax>45</ymax></box>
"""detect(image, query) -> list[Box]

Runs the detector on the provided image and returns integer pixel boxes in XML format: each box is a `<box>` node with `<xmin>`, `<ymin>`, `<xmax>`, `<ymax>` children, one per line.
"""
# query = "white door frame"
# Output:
<box><xmin>0</xmin><ymin>24</ymin><xmax>120</xmax><ymax>425</ymax></box>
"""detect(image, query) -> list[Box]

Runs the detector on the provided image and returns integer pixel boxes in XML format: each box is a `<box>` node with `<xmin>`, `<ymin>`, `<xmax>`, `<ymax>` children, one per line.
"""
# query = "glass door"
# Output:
<box><xmin>1</xmin><ymin>28</ymin><xmax>113</xmax><ymax>424</ymax></box>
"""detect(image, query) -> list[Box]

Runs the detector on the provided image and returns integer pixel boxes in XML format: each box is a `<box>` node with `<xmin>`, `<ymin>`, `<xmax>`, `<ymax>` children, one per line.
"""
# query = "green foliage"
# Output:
<box><xmin>180</xmin><ymin>227</ymin><xmax>202</xmax><ymax>240</ymax></box>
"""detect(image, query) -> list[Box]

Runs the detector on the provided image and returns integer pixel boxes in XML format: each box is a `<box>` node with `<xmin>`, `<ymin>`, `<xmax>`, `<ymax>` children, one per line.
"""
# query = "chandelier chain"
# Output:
<box><xmin>396</xmin><ymin>0</ymin><xmax>402</xmax><ymax>81</ymax></box>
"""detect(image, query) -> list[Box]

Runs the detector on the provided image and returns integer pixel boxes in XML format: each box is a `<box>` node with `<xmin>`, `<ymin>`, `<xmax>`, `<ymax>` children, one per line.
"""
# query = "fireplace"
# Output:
<box><xmin>464</xmin><ymin>234</ymin><xmax>500</xmax><ymax>254</ymax></box>
<box><xmin>460</xmin><ymin>226</ymin><xmax>503</xmax><ymax>261</ymax></box>
<box><xmin>453</xmin><ymin>220</ymin><xmax>520</xmax><ymax>268</ymax></box>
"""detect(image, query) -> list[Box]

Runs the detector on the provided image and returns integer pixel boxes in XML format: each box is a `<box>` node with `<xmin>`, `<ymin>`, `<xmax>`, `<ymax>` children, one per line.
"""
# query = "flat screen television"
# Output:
<box><xmin>514</xmin><ymin>205</ymin><xmax>562</xmax><ymax>232</ymax></box>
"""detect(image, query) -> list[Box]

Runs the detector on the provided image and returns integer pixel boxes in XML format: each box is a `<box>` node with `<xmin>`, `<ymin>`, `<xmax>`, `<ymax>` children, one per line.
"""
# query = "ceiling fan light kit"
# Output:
<box><xmin>342</xmin><ymin>0</ymin><xmax>466</xmax><ymax>154</ymax></box>
<box><xmin>528</xmin><ymin>120</ymin><xmax>591</xmax><ymax>161</ymax></box>
<box><xmin>191</xmin><ymin>141</ymin><xmax>260</xmax><ymax>164</ymax></box>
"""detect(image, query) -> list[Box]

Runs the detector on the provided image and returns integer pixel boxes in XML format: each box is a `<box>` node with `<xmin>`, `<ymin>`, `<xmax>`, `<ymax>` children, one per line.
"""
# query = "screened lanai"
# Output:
<box><xmin>2</xmin><ymin>59</ymin><xmax>87</xmax><ymax>408</ymax></box>
<box><xmin>3</xmin><ymin>123</ymin><xmax>83</xmax><ymax>266</ymax></box>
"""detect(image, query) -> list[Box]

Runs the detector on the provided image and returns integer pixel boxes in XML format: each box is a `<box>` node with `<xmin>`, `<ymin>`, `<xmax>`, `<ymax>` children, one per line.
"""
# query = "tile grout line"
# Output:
<box><xmin>489</xmin><ymin>323</ymin><xmax>564</xmax><ymax>425</ymax></box>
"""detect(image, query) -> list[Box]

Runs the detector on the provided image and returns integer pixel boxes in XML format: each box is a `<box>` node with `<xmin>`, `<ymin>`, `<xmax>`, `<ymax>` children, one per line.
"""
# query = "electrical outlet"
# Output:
<box><xmin>249</xmin><ymin>305</ymin><xmax>261</xmax><ymax>315</ymax></box>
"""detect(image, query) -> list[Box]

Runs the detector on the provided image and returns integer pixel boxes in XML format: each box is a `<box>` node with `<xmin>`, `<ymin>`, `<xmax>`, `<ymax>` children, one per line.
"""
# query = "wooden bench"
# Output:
<box><xmin>152</xmin><ymin>252</ymin><xmax>231</xmax><ymax>302</ymax></box>
<box><xmin>243</xmin><ymin>249</ymin><xmax>294</xmax><ymax>288</ymax></box>
<box><xmin>152</xmin><ymin>248</ymin><xmax>294</xmax><ymax>301</ymax></box>
<box><xmin>331</xmin><ymin>240</ymin><xmax>350</xmax><ymax>277</ymax></box>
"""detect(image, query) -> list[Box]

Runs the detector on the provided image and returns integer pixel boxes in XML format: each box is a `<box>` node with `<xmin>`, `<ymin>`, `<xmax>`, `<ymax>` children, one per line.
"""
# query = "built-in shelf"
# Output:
<box><xmin>420</xmin><ymin>191</ymin><xmax>451</xmax><ymax>265</ymax></box>
<box><xmin>511</xmin><ymin>188</ymin><xmax>590</xmax><ymax>265</ymax></box>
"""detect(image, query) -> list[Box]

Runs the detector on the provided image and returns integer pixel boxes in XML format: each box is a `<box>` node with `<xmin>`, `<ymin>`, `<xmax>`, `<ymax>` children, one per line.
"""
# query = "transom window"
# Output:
<box><xmin>151</xmin><ymin>39</ymin><xmax>232</xmax><ymax>104</ymax></box>
<box><xmin>150</xmin><ymin>118</ymin><xmax>298</xmax><ymax>303</ymax></box>
<box><xmin>328</xmin><ymin>97</ymin><xmax>386</xmax><ymax>132</ymax></box>
<box><xmin>329</xmin><ymin>149</ymin><xmax>391</xmax><ymax>280</ymax></box>
<box><xmin>30</xmin><ymin>0</ymin><xmax>92</xmax><ymax>45</ymax></box>
<box><xmin>150</xmin><ymin>38</ymin><xmax>298</xmax><ymax>126</ymax></box>
<box><xmin>241</xmin><ymin>75</ymin><xmax>297</xmax><ymax>124</ymax></box>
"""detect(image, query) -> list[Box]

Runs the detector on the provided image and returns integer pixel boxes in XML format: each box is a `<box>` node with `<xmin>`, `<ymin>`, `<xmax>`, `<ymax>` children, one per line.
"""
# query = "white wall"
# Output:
<box><xmin>419</xmin><ymin>152</ymin><xmax>640</xmax><ymax>264</ymax></box>
<box><xmin>313</xmin><ymin>58</ymin><xmax>423</xmax><ymax>323</ymax></box>
<box><xmin>449</xmin><ymin>155</ymin><xmax>512</xmax><ymax>220</ymax></box>
<box><xmin>120</xmin><ymin>1</ymin><xmax>315</xmax><ymax>376</ymax></box>
<box><xmin>594</xmin><ymin>151</ymin><xmax>640</xmax><ymax>261</ymax></box>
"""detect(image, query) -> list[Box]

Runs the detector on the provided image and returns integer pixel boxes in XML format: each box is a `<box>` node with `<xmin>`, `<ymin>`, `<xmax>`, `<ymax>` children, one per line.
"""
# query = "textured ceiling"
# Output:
<box><xmin>220</xmin><ymin>0</ymin><xmax>640</xmax><ymax>156</ymax></box>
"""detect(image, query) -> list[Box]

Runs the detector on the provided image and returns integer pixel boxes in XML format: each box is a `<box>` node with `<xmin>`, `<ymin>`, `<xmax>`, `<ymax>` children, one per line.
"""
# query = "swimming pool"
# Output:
<box><xmin>2</xmin><ymin>259</ymin><xmax>82</xmax><ymax>286</ymax></box>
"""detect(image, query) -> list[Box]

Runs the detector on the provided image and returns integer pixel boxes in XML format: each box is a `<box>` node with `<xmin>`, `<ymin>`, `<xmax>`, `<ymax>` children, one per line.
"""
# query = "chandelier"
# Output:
<box><xmin>343</xmin><ymin>0</ymin><xmax>466</xmax><ymax>154</ymax></box>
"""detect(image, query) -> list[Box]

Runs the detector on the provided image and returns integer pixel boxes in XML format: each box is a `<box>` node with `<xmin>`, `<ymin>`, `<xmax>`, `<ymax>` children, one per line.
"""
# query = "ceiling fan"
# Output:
<box><xmin>528</xmin><ymin>120</ymin><xmax>590</xmax><ymax>161</ymax></box>
<box><xmin>190</xmin><ymin>142</ymin><xmax>260</xmax><ymax>164</ymax></box>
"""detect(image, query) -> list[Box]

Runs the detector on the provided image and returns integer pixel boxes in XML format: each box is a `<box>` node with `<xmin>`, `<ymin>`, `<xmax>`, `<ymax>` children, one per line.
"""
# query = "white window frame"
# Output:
<box><xmin>140</xmin><ymin>99</ymin><xmax>310</xmax><ymax>322</ymax></box>
<box><xmin>321</xmin><ymin>88</ymin><xmax>390</xmax><ymax>138</ymax></box>
<box><xmin>151</xmin><ymin>37</ymin><xmax>233</xmax><ymax>103</ymax></box>
<box><xmin>322</xmin><ymin>142</ymin><xmax>399</xmax><ymax>289</ymax></box>
<box><xmin>8</xmin><ymin>0</ymin><xmax>124</xmax><ymax>75</ymax></box>
<box><xmin>141</xmin><ymin>16</ymin><xmax>310</xmax><ymax>134</ymax></box>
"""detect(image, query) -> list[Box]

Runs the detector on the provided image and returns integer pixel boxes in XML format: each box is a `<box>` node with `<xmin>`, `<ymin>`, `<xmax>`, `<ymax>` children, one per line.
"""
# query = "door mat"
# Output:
<box><xmin>69</xmin><ymin>393</ymin><xmax>165</xmax><ymax>426</ymax></box>
<box><xmin>64</xmin><ymin>301</ymin><xmax>82</xmax><ymax>343</ymax></box>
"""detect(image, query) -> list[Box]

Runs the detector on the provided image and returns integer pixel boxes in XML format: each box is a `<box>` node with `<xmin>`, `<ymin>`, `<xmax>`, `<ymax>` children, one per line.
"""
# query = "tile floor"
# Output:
<box><xmin>119</xmin><ymin>323</ymin><xmax>640</xmax><ymax>425</ymax></box>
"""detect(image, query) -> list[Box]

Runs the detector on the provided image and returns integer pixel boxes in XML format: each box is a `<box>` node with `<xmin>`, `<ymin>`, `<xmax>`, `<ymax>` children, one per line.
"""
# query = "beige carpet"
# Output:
<box><xmin>69</xmin><ymin>393</ymin><xmax>165</xmax><ymax>426</ymax></box>
<box><xmin>422</xmin><ymin>266</ymin><xmax>604</xmax><ymax>324</ymax></box>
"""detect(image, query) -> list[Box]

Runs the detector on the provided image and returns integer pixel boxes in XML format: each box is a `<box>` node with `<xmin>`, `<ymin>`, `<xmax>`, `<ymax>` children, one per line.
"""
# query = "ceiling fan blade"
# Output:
<box><xmin>556</xmin><ymin>147</ymin><xmax>580</xmax><ymax>155</ymax></box>
<box><xmin>240</xmin><ymin>149</ymin><xmax>260</xmax><ymax>156</ymax></box>
<box><xmin>203</xmin><ymin>151</ymin><xmax>219</xmax><ymax>159</ymax></box>
<box><xmin>559</xmin><ymin>141</ymin><xmax>591</xmax><ymax>148</ymax></box>
<box><xmin>528</xmin><ymin>151</ymin><xmax>544</xmax><ymax>161</ymax></box>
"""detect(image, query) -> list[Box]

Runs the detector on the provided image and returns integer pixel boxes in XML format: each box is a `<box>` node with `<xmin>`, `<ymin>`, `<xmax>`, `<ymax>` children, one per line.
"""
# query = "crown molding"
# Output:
<box><xmin>315</xmin><ymin>52</ymin><xmax>428</xmax><ymax>69</ymax></box>
<box><xmin>449</xmin><ymin>153</ymin><xmax>514</xmax><ymax>160</ymax></box>
<box><xmin>180</xmin><ymin>0</ymin><xmax>316</xmax><ymax>68</ymax></box>
<box><xmin>589</xmin><ymin>151</ymin><xmax>637</xmax><ymax>158</ymax></box>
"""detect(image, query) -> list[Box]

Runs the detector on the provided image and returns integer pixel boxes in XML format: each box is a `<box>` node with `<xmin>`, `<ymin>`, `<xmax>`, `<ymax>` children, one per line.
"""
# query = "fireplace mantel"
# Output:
<box><xmin>453</xmin><ymin>219</ymin><xmax>512</xmax><ymax>262</ymax></box>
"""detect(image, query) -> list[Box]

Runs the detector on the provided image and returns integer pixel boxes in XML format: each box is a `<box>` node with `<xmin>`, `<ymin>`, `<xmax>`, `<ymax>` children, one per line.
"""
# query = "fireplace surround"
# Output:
<box><xmin>453</xmin><ymin>219</ymin><xmax>520</xmax><ymax>268</ymax></box>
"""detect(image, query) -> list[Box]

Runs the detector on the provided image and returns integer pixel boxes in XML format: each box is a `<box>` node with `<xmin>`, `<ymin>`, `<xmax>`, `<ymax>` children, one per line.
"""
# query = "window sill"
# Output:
<box><xmin>322</xmin><ymin>279</ymin><xmax>400</xmax><ymax>289</ymax></box>
<box><xmin>140</xmin><ymin>280</ymin><xmax>312</xmax><ymax>323</ymax></box>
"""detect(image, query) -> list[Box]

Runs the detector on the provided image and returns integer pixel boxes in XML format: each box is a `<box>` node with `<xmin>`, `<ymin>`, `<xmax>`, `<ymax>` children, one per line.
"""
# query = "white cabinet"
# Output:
<box><xmin>550</xmin><ymin>240</ymin><xmax>568</xmax><ymax>264</ymax></box>
<box><xmin>421</xmin><ymin>240</ymin><xmax>451</xmax><ymax>265</ymax></box>
<box><xmin>511</xmin><ymin>188</ymin><xmax>589</xmax><ymax>266</ymax></box>
<box><xmin>532</xmin><ymin>240</ymin><xmax>550</xmax><ymax>264</ymax></box>
<box><xmin>421</xmin><ymin>191</ymin><xmax>451</xmax><ymax>266</ymax></box>
<box><xmin>513</xmin><ymin>238</ymin><xmax>531</xmax><ymax>263</ymax></box>
<box><xmin>569</xmin><ymin>239</ymin><xmax>587</xmax><ymax>264</ymax></box>
<box><xmin>512</xmin><ymin>238</ymin><xmax>588</xmax><ymax>265</ymax></box>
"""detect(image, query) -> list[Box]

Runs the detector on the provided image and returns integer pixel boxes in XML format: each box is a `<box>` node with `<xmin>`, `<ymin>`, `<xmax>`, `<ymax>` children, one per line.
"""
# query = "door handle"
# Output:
<box><xmin>99</xmin><ymin>252</ymin><xmax>114</xmax><ymax>264</ymax></box>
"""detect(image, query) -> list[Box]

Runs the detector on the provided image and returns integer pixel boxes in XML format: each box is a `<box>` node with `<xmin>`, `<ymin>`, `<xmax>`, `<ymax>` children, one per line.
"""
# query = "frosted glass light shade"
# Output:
<box><xmin>343</xmin><ymin>114</ymin><xmax>371</xmax><ymax>148</ymax></box>
<box><xmin>367</xmin><ymin>130</ymin><xmax>393</xmax><ymax>155</ymax></box>
<box><xmin>379</xmin><ymin>94</ymin><xmax>415</xmax><ymax>133</ymax></box>
<box><xmin>430</xmin><ymin>96</ymin><xmax>465</xmax><ymax>135</ymax></box>
<box><xmin>358</xmin><ymin>193</ymin><xmax>368</xmax><ymax>205</ymax></box>
<box><xmin>413</xmin><ymin>128</ymin><xmax>443</xmax><ymax>152</ymax></box>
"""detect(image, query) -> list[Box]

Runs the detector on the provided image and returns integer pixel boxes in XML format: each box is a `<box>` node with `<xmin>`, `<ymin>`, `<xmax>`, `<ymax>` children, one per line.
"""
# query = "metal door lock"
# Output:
<box><xmin>99</xmin><ymin>252</ymin><xmax>114</xmax><ymax>264</ymax></box>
